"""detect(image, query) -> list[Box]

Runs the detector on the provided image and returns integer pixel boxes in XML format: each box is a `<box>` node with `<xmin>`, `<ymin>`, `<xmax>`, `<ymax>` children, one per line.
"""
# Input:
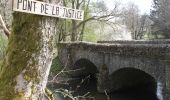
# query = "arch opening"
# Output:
<box><xmin>109</xmin><ymin>68</ymin><xmax>159</xmax><ymax>100</ymax></box>
<box><xmin>71</xmin><ymin>59</ymin><xmax>99</xmax><ymax>77</ymax></box>
<box><xmin>69</xmin><ymin>59</ymin><xmax>99</xmax><ymax>96</ymax></box>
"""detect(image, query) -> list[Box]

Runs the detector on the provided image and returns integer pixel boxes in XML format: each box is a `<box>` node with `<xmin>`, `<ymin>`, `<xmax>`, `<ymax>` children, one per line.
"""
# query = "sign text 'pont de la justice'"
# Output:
<box><xmin>13</xmin><ymin>0</ymin><xmax>84</xmax><ymax>20</ymax></box>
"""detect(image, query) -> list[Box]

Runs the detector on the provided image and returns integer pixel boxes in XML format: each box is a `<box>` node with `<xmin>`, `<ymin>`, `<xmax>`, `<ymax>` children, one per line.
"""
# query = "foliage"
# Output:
<box><xmin>81</xmin><ymin>21</ymin><xmax>101</xmax><ymax>42</ymax></box>
<box><xmin>150</xmin><ymin>0</ymin><xmax>170</xmax><ymax>38</ymax></box>
<box><xmin>83</xmin><ymin>32</ymin><xmax>100</xmax><ymax>42</ymax></box>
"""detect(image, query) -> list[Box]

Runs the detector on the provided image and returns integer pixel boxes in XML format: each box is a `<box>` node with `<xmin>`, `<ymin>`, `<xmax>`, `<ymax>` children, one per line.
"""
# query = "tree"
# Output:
<box><xmin>135</xmin><ymin>14</ymin><xmax>152</xmax><ymax>40</ymax></box>
<box><xmin>58</xmin><ymin>0</ymin><xmax>122</xmax><ymax>42</ymax></box>
<box><xmin>58</xmin><ymin>0</ymin><xmax>91</xmax><ymax>42</ymax></box>
<box><xmin>121</xmin><ymin>2</ymin><xmax>152</xmax><ymax>40</ymax></box>
<box><xmin>0</xmin><ymin>0</ymin><xmax>58</xmax><ymax>99</ymax></box>
<box><xmin>121</xmin><ymin>2</ymin><xmax>140</xmax><ymax>40</ymax></box>
<box><xmin>150</xmin><ymin>0</ymin><xmax>170</xmax><ymax>38</ymax></box>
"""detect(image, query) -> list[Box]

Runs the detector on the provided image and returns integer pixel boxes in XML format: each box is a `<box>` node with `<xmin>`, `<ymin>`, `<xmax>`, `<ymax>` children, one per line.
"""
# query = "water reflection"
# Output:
<box><xmin>108</xmin><ymin>85</ymin><xmax>159</xmax><ymax>100</ymax></box>
<box><xmin>157</xmin><ymin>82</ymin><xmax>163</xmax><ymax>100</ymax></box>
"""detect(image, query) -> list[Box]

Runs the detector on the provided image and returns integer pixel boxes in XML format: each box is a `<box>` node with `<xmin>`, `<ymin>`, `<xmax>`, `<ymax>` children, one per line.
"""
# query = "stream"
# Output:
<box><xmin>48</xmin><ymin>76</ymin><xmax>163</xmax><ymax>100</ymax></box>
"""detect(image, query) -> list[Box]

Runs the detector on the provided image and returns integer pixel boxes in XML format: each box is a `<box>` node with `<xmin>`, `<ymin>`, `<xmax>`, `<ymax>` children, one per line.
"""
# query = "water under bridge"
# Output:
<box><xmin>57</xmin><ymin>40</ymin><xmax>170</xmax><ymax>100</ymax></box>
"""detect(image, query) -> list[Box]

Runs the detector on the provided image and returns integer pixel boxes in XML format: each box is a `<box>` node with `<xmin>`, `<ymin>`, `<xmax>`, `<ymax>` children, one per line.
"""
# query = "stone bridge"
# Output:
<box><xmin>58</xmin><ymin>40</ymin><xmax>170</xmax><ymax>100</ymax></box>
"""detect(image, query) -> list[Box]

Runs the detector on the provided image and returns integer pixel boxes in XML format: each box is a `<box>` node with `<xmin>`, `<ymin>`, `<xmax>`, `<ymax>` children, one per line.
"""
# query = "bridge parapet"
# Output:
<box><xmin>98</xmin><ymin>39</ymin><xmax>170</xmax><ymax>44</ymax></box>
<box><xmin>58</xmin><ymin>41</ymin><xmax>170</xmax><ymax>59</ymax></box>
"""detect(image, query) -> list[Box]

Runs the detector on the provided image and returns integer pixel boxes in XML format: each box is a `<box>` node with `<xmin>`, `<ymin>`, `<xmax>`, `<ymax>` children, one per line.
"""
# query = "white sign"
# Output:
<box><xmin>13</xmin><ymin>0</ymin><xmax>84</xmax><ymax>20</ymax></box>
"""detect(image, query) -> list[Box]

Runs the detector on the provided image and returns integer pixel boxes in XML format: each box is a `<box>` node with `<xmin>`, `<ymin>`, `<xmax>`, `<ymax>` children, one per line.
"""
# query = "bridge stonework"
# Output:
<box><xmin>58</xmin><ymin>41</ymin><xmax>170</xmax><ymax>100</ymax></box>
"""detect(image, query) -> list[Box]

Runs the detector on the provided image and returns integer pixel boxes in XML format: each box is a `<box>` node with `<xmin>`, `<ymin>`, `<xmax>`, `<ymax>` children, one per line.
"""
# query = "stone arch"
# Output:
<box><xmin>109</xmin><ymin>67</ymin><xmax>157</xmax><ymax>94</ymax></box>
<box><xmin>72</xmin><ymin>58</ymin><xmax>99</xmax><ymax>77</ymax></box>
<box><xmin>69</xmin><ymin>58</ymin><xmax>99</xmax><ymax>95</ymax></box>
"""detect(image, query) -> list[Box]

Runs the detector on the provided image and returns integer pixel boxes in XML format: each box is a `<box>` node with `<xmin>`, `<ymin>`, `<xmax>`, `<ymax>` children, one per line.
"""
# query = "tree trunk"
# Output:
<box><xmin>79</xmin><ymin>22</ymin><xmax>86</xmax><ymax>41</ymax></box>
<box><xmin>71</xmin><ymin>20</ymin><xmax>77</xmax><ymax>41</ymax></box>
<box><xmin>0</xmin><ymin>9</ymin><xmax>57</xmax><ymax>100</ymax></box>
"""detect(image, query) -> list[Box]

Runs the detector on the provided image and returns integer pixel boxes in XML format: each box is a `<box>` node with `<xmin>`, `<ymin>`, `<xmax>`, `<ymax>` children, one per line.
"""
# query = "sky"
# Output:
<box><xmin>104</xmin><ymin>0</ymin><xmax>153</xmax><ymax>14</ymax></box>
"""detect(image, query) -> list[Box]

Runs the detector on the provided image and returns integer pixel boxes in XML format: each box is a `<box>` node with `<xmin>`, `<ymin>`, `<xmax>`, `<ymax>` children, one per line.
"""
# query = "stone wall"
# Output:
<box><xmin>58</xmin><ymin>41</ymin><xmax>170</xmax><ymax>100</ymax></box>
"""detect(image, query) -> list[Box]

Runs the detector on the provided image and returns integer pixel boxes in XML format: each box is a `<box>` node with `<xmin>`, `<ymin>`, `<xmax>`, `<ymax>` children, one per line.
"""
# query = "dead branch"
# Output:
<box><xmin>48</xmin><ymin>67</ymin><xmax>85</xmax><ymax>83</ymax></box>
<box><xmin>54</xmin><ymin>88</ymin><xmax>94</xmax><ymax>100</ymax></box>
<box><xmin>0</xmin><ymin>14</ymin><xmax>10</xmax><ymax>38</ymax></box>
<box><xmin>48</xmin><ymin>53</ymin><xmax>85</xmax><ymax>84</ymax></box>
<box><xmin>104</xmin><ymin>90</ymin><xmax>110</xmax><ymax>100</ymax></box>
<box><xmin>73</xmin><ymin>12</ymin><xmax>121</xmax><ymax>30</ymax></box>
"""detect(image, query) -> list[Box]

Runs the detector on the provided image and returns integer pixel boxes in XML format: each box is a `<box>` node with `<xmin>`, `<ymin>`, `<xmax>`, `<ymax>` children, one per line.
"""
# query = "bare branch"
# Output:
<box><xmin>104</xmin><ymin>90</ymin><xmax>110</xmax><ymax>100</ymax></box>
<box><xmin>74</xmin><ymin>12</ymin><xmax>119</xmax><ymax>30</ymax></box>
<box><xmin>79</xmin><ymin>0</ymin><xmax>85</xmax><ymax>6</ymax></box>
<box><xmin>53</xmin><ymin>88</ymin><xmax>94</xmax><ymax>100</ymax></box>
<box><xmin>0</xmin><ymin>14</ymin><xmax>10</xmax><ymax>38</ymax></box>
<box><xmin>48</xmin><ymin>67</ymin><xmax>85</xmax><ymax>83</ymax></box>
